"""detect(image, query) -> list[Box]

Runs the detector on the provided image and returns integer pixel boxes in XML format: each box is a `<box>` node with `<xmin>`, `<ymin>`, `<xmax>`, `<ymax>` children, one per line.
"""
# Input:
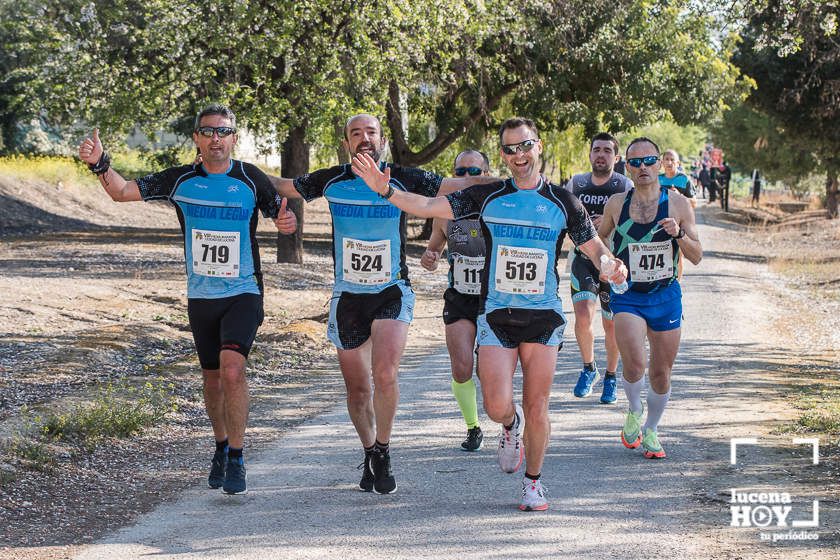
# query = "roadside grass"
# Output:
<box><xmin>1</xmin><ymin>378</ymin><xmax>179</xmax><ymax>477</ymax></box>
<box><xmin>0</xmin><ymin>150</ymin><xmax>179</xmax><ymax>185</ymax></box>
<box><xmin>41</xmin><ymin>379</ymin><xmax>178</xmax><ymax>451</ymax></box>
<box><xmin>769</xmin><ymin>257</ymin><xmax>840</xmax><ymax>302</ymax></box>
<box><xmin>0</xmin><ymin>154</ymin><xmax>95</xmax><ymax>186</ymax></box>
<box><xmin>1</xmin><ymin>436</ymin><xmax>56</xmax><ymax>474</ymax></box>
<box><xmin>775</xmin><ymin>365</ymin><xmax>840</xmax><ymax>439</ymax></box>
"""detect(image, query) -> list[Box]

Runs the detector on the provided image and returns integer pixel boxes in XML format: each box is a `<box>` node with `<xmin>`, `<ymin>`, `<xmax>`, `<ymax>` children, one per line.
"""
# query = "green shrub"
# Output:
<box><xmin>41</xmin><ymin>379</ymin><xmax>178</xmax><ymax>451</ymax></box>
<box><xmin>3</xmin><ymin>437</ymin><xmax>55</xmax><ymax>473</ymax></box>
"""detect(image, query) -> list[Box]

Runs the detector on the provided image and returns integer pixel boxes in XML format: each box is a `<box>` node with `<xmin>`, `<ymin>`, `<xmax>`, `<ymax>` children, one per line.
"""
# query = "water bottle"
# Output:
<box><xmin>600</xmin><ymin>254</ymin><xmax>628</xmax><ymax>294</ymax></box>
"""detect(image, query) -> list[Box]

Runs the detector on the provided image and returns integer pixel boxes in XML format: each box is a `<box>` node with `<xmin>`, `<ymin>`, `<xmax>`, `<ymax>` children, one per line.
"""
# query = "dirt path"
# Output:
<box><xmin>0</xmin><ymin>180</ymin><xmax>837</xmax><ymax>558</ymax></box>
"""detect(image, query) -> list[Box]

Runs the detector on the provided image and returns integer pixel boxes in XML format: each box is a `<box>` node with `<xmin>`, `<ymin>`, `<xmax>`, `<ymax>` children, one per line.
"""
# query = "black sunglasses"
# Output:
<box><xmin>501</xmin><ymin>138</ymin><xmax>538</xmax><ymax>155</ymax></box>
<box><xmin>196</xmin><ymin>126</ymin><xmax>236</xmax><ymax>138</ymax></box>
<box><xmin>454</xmin><ymin>166</ymin><xmax>484</xmax><ymax>177</ymax></box>
<box><xmin>627</xmin><ymin>155</ymin><xmax>660</xmax><ymax>168</ymax></box>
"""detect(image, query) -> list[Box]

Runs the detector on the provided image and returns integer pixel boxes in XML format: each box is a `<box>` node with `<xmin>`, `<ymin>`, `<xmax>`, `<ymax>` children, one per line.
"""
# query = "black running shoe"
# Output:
<box><xmin>358</xmin><ymin>452</ymin><xmax>374</xmax><ymax>492</ymax></box>
<box><xmin>223</xmin><ymin>456</ymin><xmax>247</xmax><ymax>495</ymax></box>
<box><xmin>208</xmin><ymin>448</ymin><xmax>227</xmax><ymax>489</ymax></box>
<box><xmin>461</xmin><ymin>426</ymin><xmax>484</xmax><ymax>452</ymax></box>
<box><xmin>370</xmin><ymin>449</ymin><xmax>397</xmax><ymax>494</ymax></box>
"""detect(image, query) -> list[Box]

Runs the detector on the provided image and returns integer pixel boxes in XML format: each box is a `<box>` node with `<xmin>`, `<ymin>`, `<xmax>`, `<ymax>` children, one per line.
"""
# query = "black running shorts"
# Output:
<box><xmin>570</xmin><ymin>249</ymin><xmax>612</xmax><ymax>316</ymax></box>
<box><xmin>442</xmin><ymin>288</ymin><xmax>481</xmax><ymax>325</ymax></box>
<box><xmin>187</xmin><ymin>293</ymin><xmax>264</xmax><ymax>370</ymax></box>
<box><xmin>327</xmin><ymin>284</ymin><xmax>414</xmax><ymax>350</ymax></box>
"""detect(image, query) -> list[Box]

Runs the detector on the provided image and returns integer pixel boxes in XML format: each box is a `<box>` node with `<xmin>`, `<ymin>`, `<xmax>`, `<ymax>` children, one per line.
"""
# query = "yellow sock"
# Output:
<box><xmin>451</xmin><ymin>378</ymin><xmax>479</xmax><ymax>429</ymax></box>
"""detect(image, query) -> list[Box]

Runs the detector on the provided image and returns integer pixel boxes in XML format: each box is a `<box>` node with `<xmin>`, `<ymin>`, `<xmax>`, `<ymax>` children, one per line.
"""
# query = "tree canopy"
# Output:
<box><xmin>730</xmin><ymin>0</ymin><xmax>840</xmax><ymax>215</ymax></box>
<box><xmin>3</xmin><ymin>0</ymin><xmax>748</xmax><ymax>163</ymax></box>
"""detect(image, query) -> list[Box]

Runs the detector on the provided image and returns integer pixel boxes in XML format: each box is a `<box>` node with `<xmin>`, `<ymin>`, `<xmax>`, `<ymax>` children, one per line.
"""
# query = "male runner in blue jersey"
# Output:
<box><xmin>270</xmin><ymin>114</ymin><xmax>494</xmax><ymax>494</ymax></box>
<box><xmin>598</xmin><ymin>137</ymin><xmax>702</xmax><ymax>460</ymax></box>
<box><xmin>78</xmin><ymin>104</ymin><xmax>298</xmax><ymax>494</ymax></box>
<box><xmin>421</xmin><ymin>150</ymin><xmax>490</xmax><ymax>452</ymax></box>
<box><xmin>564</xmin><ymin>133</ymin><xmax>633</xmax><ymax>403</ymax></box>
<box><xmin>352</xmin><ymin>117</ymin><xmax>628</xmax><ymax>511</ymax></box>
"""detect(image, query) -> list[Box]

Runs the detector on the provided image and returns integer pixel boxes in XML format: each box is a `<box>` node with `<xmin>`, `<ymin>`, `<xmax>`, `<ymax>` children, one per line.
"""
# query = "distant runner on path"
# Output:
<box><xmin>270</xmin><ymin>114</ymin><xmax>496</xmax><ymax>495</ymax></box>
<box><xmin>421</xmin><ymin>149</ymin><xmax>491</xmax><ymax>452</ymax></box>
<box><xmin>563</xmin><ymin>132</ymin><xmax>633</xmax><ymax>404</ymax></box>
<box><xmin>78</xmin><ymin>104</ymin><xmax>297</xmax><ymax>495</ymax></box>
<box><xmin>659</xmin><ymin>149</ymin><xmax>696</xmax><ymax>209</ymax></box>
<box><xmin>352</xmin><ymin>117</ymin><xmax>628</xmax><ymax>512</ymax></box>
<box><xmin>598</xmin><ymin>137</ymin><xmax>702</xmax><ymax>460</ymax></box>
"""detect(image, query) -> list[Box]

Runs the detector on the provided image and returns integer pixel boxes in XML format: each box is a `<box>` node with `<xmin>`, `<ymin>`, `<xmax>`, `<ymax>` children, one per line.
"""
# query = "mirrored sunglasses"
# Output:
<box><xmin>196</xmin><ymin>126</ymin><xmax>236</xmax><ymax>138</ymax></box>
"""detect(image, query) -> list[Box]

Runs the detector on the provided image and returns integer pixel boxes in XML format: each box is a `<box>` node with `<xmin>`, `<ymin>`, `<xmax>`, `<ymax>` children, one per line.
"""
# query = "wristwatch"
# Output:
<box><xmin>382</xmin><ymin>185</ymin><xmax>395</xmax><ymax>199</ymax></box>
<box><xmin>674</xmin><ymin>228</ymin><xmax>686</xmax><ymax>239</ymax></box>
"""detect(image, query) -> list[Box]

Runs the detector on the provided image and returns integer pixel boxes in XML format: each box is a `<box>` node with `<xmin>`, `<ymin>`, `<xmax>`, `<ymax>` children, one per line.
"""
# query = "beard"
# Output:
<box><xmin>591</xmin><ymin>160</ymin><xmax>612</xmax><ymax>177</ymax></box>
<box><xmin>353</xmin><ymin>142</ymin><xmax>383</xmax><ymax>162</ymax></box>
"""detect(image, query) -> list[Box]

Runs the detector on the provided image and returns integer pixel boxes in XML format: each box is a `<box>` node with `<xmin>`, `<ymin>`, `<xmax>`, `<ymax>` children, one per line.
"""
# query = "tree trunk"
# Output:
<box><xmin>335</xmin><ymin>116</ymin><xmax>349</xmax><ymax>164</ymax></box>
<box><xmin>276</xmin><ymin>125</ymin><xmax>309</xmax><ymax>263</ymax></box>
<box><xmin>827</xmin><ymin>171</ymin><xmax>838</xmax><ymax>219</ymax></box>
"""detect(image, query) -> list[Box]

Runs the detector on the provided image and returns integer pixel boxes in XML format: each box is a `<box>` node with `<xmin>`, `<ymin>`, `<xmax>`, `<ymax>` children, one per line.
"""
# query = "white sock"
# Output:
<box><xmin>643</xmin><ymin>388</ymin><xmax>672</xmax><ymax>432</ymax></box>
<box><xmin>622</xmin><ymin>375</ymin><xmax>644</xmax><ymax>414</ymax></box>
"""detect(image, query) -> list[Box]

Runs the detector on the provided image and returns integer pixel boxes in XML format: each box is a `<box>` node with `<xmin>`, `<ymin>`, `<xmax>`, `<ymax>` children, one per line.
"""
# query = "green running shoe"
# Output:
<box><xmin>642</xmin><ymin>428</ymin><xmax>666</xmax><ymax>459</ymax></box>
<box><xmin>621</xmin><ymin>408</ymin><xmax>643</xmax><ymax>449</ymax></box>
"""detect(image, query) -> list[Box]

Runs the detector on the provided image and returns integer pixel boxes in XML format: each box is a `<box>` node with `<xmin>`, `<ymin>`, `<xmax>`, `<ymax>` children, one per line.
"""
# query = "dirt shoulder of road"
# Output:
<box><xmin>0</xmin><ymin>177</ymin><xmax>837</xmax><ymax>559</ymax></box>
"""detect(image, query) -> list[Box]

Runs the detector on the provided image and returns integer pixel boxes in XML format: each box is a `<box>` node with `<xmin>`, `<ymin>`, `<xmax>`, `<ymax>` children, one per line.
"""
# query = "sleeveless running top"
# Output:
<box><xmin>445</xmin><ymin>218</ymin><xmax>485</xmax><ymax>295</ymax></box>
<box><xmin>611</xmin><ymin>187</ymin><xmax>679</xmax><ymax>294</ymax></box>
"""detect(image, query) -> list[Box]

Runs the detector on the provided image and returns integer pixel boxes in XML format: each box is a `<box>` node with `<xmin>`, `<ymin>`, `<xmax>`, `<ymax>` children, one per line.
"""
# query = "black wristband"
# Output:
<box><xmin>88</xmin><ymin>151</ymin><xmax>111</xmax><ymax>175</ymax></box>
<box><xmin>674</xmin><ymin>228</ymin><xmax>685</xmax><ymax>239</ymax></box>
<box><xmin>382</xmin><ymin>185</ymin><xmax>395</xmax><ymax>199</ymax></box>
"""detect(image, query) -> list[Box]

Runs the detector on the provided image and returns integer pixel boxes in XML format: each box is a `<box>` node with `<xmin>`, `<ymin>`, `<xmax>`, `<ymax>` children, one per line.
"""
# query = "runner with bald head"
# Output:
<box><xmin>659</xmin><ymin>149</ymin><xmax>696</xmax><ymax>208</ymax></box>
<box><xmin>272</xmin><ymin>114</ymin><xmax>496</xmax><ymax>494</ymax></box>
<box><xmin>421</xmin><ymin>149</ymin><xmax>491</xmax><ymax>452</ymax></box>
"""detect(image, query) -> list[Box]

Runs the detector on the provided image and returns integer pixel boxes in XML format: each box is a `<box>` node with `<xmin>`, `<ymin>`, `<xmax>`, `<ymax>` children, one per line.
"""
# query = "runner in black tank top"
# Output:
<box><xmin>421</xmin><ymin>150</ymin><xmax>490</xmax><ymax>453</ymax></box>
<box><xmin>598</xmin><ymin>137</ymin><xmax>703</xmax><ymax>462</ymax></box>
<box><xmin>563</xmin><ymin>133</ymin><xmax>633</xmax><ymax>403</ymax></box>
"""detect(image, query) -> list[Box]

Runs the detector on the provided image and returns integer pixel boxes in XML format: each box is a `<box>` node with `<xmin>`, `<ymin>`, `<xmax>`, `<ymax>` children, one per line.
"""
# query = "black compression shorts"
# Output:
<box><xmin>187</xmin><ymin>293</ymin><xmax>264</xmax><ymax>370</ymax></box>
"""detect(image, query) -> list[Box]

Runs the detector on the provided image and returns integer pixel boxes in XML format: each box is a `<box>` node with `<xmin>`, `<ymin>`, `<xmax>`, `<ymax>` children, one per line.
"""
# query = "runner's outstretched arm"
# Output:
<box><xmin>269</xmin><ymin>176</ymin><xmax>305</xmax><ymax>200</ymax></box>
<box><xmin>577</xmin><ymin>237</ymin><xmax>628</xmax><ymax>286</ymax></box>
<box><xmin>437</xmin><ymin>175</ymin><xmax>500</xmax><ymax>196</ymax></box>
<box><xmin>78</xmin><ymin>129</ymin><xmax>141</xmax><ymax>202</ymax></box>
<box><xmin>352</xmin><ymin>153</ymin><xmax>454</xmax><ymax>220</ymax></box>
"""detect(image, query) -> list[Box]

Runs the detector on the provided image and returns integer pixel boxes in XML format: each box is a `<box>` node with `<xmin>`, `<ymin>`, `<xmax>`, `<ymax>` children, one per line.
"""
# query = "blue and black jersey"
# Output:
<box><xmin>659</xmin><ymin>172</ymin><xmax>694</xmax><ymax>199</ymax></box>
<box><xmin>447</xmin><ymin>178</ymin><xmax>596</xmax><ymax>315</ymax></box>
<box><xmin>294</xmin><ymin>163</ymin><xmax>442</xmax><ymax>294</ymax></box>
<box><xmin>136</xmin><ymin>160</ymin><xmax>282</xmax><ymax>299</ymax></box>
<box><xmin>611</xmin><ymin>187</ymin><xmax>679</xmax><ymax>297</ymax></box>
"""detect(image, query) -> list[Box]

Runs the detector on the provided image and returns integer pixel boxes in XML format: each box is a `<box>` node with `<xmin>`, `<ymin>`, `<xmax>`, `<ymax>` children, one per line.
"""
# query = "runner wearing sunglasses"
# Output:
<box><xmin>598</xmin><ymin>137</ymin><xmax>702</xmax><ymax>460</ymax></box>
<box><xmin>78</xmin><ymin>104</ymin><xmax>298</xmax><ymax>495</ymax></box>
<box><xmin>352</xmin><ymin>117</ymin><xmax>627</xmax><ymax>512</ymax></box>
<box><xmin>421</xmin><ymin>150</ymin><xmax>490</xmax><ymax>452</ymax></box>
<box><xmin>563</xmin><ymin>133</ymin><xmax>633</xmax><ymax>404</ymax></box>
<box><xmin>269</xmin><ymin>115</ymin><xmax>497</xmax><ymax>495</ymax></box>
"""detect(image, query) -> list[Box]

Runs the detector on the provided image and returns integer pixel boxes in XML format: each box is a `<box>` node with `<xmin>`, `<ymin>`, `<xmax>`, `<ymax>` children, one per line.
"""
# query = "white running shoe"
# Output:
<box><xmin>519</xmin><ymin>476</ymin><xmax>549</xmax><ymax>511</ymax></box>
<box><xmin>497</xmin><ymin>403</ymin><xmax>525</xmax><ymax>474</ymax></box>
